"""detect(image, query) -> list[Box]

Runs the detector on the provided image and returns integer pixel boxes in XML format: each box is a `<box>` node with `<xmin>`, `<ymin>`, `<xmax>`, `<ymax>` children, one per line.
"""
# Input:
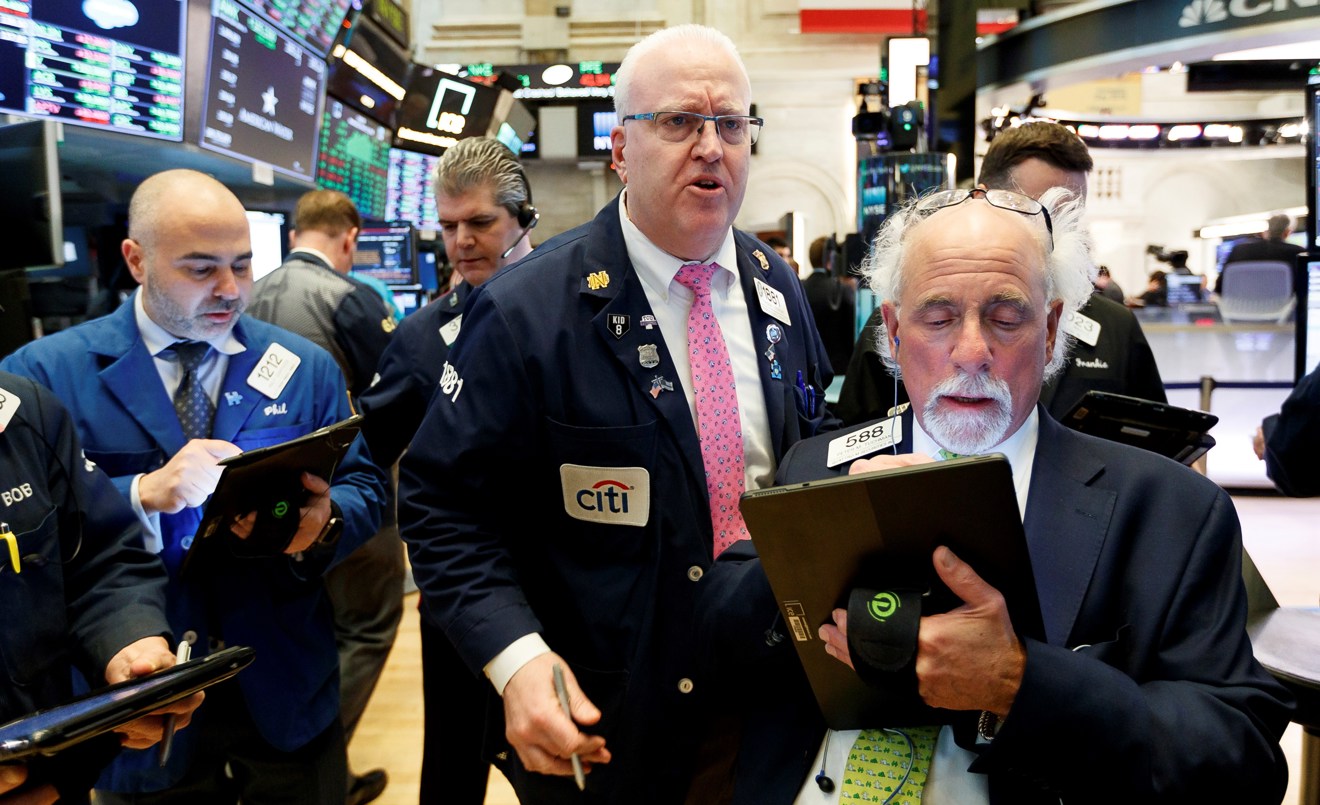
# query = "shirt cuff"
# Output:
<box><xmin>129</xmin><ymin>474</ymin><xmax>164</xmax><ymax>554</ymax></box>
<box><xmin>484</xmin><ymin>633</ymin><xmax>551</xmax><ymax>696</ymax></box>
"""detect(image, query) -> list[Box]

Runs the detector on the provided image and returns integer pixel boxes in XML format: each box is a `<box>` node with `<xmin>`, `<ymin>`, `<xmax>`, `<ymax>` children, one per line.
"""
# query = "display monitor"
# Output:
<box><xmin>1165</xmin><ymin>273</ymin><xmax>1204</xmax><ymax>306</ymax></box>
<box><xmin>393</xmin><ymin>68</ymin><xmax>500</xmax><ymax>155</ymax></box>
<box><xmin>0</xmin><ymin>0</ymin><xmax>185</xmax><ymax>140</ymax></box>
<box><xmin>198</xmin><ymin>0</ymin><xmax>326</xmax><ymax>181</ymax></box>
<box><xmin>325</xmin><ymin>14</ymin><xmax>409</xmax><ymax>125</ymax></box>
<box><xmin>0</xmin><ymin>120</ymin><xmax>63</xmax><ymax>271</ymax></box>
<box><xmin>317</xmin><ymin>100</ymin><xmax>391</xmax><ymax>220</ymax></box>
<box><xmin>246</xmin><ymin>210</ymin><xmax>288</xmax><ymax>281</ymax></box>
<box><xmin>417</xmin><ymin>248</ymin><xmax>440</xmax><ymax>291</ymax></box>
<box><xmin>576</xmin><ymin>102</ymin><xmax>616</xmax><ymax>158</ymax></box>
<box><xmin>385</xmin><ymin>147</ymin><xmax>439</xmax><ymax>228</ymax></box>
<box><xmin>1299</xmin><ymin>255</ymin><xmax>1319</xmax><ymax>381</ymax></box>
<box><xmin>391</xmin><ymin>285</ymin><xmax>425</xmax><ymax>317</ymax></box>
<box><xmin>352</xmin><ymin>222</ymin><xmax>415</xmax><ymax>285</ymax></box>
<box><xmin>27</xmin><ymin>225</ymin><xmax>91</xmax><ymax>279</ymax></box>
<box><xmin>240</xmin><ymin>0</ymin><xmax>352</xmax><ymax>57</ymax></box>
<box><xmin>1307</xmin><ymin>71</ymin><xmax>1318</xmax><ymax>252</ymax></box>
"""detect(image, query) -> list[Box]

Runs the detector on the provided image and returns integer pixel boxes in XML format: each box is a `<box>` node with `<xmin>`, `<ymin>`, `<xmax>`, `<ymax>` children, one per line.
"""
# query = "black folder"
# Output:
<box><xmin>740</xmin><ymin>454</ymin><xmax>1041</xmax><ymax>729</ymax></box>
<box><xmin>0</xmin><ymin>646</ymin><xmax>255</xmax><ymax>760</ymax></box>
<box><xmin>1061</xmin><ymin>391</ymin><xmax>1217</xmax><ymax>466</ymax></box>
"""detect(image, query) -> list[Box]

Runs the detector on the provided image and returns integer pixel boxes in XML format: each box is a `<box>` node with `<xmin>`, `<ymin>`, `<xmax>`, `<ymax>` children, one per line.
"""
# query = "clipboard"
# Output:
<box><xmin>187</xmin><ymin>415</ymin><xmax>363</xmax><ymax>572</ymax></box>
<box><xmin>0</xmin><ymin>646</ymin><xmax>255</xmax><ymax>760</ymax></box>
<box><xmin>740</xmin><ymin>454</ymin><xmax>1042</xmax><ymax>730</ymax></box>
<box><xmin>1061</xmin><ymin>391</ymin><xmax>1217</xmax><ymax>466</ymax></box>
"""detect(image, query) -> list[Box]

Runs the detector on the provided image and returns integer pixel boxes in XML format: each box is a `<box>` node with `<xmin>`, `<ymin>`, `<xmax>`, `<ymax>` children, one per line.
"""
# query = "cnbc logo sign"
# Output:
<box><xmin>1180</xmin><ymin>0</ymin><xmax>1318</xmax><ymax>27</ymax></box>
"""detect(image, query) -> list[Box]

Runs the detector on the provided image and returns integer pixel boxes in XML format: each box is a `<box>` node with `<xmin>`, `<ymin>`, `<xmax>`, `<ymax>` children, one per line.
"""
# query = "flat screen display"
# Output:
<box><xmin>1165</xmin><ymin>273</ymin><xmax>1204</xmax><ymax>306</ymax></box>
<box><xmin>1308</xmin><ymin>72</ymin><xmax>1319</xmax><ymax>252</ymax></box>
<box><xmin>241</xmin><ymin>0</ymin><xmax>351</xmax><ymax>57</ymax></box>
<box><xmin>575</xmin><ymin>102</ymin><xmax>616</xmax><ymax>158</ymax></box>
<box><xmin>352</xmin><ymin>222</ymin><xmax>415</xmax><ymax>285</ymax></box>
<box><xmin>1301</xmin><ymin>257</ymin><xmax>1320</xmax><ymax>380</ymax></box>
<box><xmin>394</xmin><ymin>68</ymin><xmax>500</xmax><ymax>156</ymax></box>
<box><xmin>325</xmin><ymin>14</ymin><xmax>409</xmax><ymax>125</ymax></box>
<box><xmin>384</xmin><ymin>147</ymin><xmax>438</xmax><ymax>228</ymax></box>
<box><xmin>0</xmin><ymin>120</ymin><xmax>62</xmax><ymax>271</ymax></box>
<box><xmin>317</xmin><ymin>100</ymin><xmax>391</xmax><ymax>220</ymax></box>
<box><xmin>0</xmin><ymin>0</ymin><xmax>185</xmax><ymax>140</ymax></box>
<box><xmin>246</xmin><ymin>209</ymin><xmax>287</xmax><ymax>281</ymax></box>
<box><xmin>198</xmin><ymin>0</ymin><xmax>325</xmax><ymax>181</ymax></box>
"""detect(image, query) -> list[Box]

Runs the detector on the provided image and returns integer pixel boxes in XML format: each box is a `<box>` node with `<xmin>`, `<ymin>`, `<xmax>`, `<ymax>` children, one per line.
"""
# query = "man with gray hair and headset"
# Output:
<box><xmin>700</xmin><ymin>187</ymin><xmax>1291</xmax><ymax>803</ymax></box>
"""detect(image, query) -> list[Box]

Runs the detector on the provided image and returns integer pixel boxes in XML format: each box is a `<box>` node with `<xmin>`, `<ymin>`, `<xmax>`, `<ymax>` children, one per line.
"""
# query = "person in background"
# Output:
<box><xmin>246</xmin><ymin>188</ymin><xmax>401</xmax><ymax>805</ymax></box>
<box><xmin>802</xmin><ymin>235</ymin><xmax>856</xmax><ymax>378</ymax></box>
<box><xmin>1253</xmin><ymin>358</ymin><xmax>1320</xmax><ymax>497</ymax></box>
<box><xmin>1215</xmin><ymin>213</ymin><xmax>1304</xmax><ymax>295</ymax></box>
<box><xmin>0</xmin><ymin>371</ymin><xmax>200</xmax><ymax>804</ymax></box>
<box><xmin>358</xmin><ymin>135</ymin><xmax>536</xmax><ymax>805</ymax></box>
<box><xmin>702</xmin><ymin>187</ymin><xmax>1291</xmax><ymax>803</ymax></box>
<box><xmin>1093</xmin><ymin>265</ymin><xmax>1124</xmax><ymax>303</ymax></box>
<box><xmin>1</xmin><ymin>169</ymin><xmax>385</xmax><ymax>805</ymax></box>
<box><xmin>398</xmin><ymin>24</ymin><xmax>836</xmax><ymax>804</ymax></box>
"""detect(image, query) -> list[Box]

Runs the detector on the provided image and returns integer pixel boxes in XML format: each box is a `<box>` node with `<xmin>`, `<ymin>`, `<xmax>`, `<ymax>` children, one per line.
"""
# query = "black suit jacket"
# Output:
<box><xmin>701</xmin><ymin>410</ymin><xmax>1291</xmax><ymax>804</ymax></box>
<box><xmin>1215</xmin><ymin>238</ymin><xmax>1305</xmax><ymax>294</ymax></box>
<box><xmin>1262</xmin><ymin>359</ymin><xmax>1320</xmax><ymax>496</ymax></box>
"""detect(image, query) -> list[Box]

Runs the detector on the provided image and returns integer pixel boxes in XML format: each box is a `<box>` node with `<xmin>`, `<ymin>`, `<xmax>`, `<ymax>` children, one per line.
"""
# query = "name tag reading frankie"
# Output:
<box><xmin>1063</xmin><ymin>310</ymin><xmax>1101</xmax><ymax>347</ymax></box>
<box><xmin>440</xmin><ymin>314</ymin><xmax>462</xmax><ymax>347</ymax></box>
<box><xmin>753</xmin><ymin>277</ymin><xmax>791</xmax><ymax>326</ymax></box>
<box><xmin>826</xmin><ymin>416</ymin><xmax>903</xmax><ymax>468</ymax></box>
<box><xmin>247</xmin><ymin>343</ymin><xmax>300</xmax><ymax>399</ymax></box>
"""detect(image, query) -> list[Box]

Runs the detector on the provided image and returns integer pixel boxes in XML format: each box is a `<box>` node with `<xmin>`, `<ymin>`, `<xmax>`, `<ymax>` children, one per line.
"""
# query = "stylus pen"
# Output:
<box><xmin>551</xmin><ymin>663</ymin><xmax>586</xmax><ymax>791</ymax></box>
<box><xmin>157</xmin><ymin>640</ymin><xmax>192</xmax><ymax>767</ymax></box>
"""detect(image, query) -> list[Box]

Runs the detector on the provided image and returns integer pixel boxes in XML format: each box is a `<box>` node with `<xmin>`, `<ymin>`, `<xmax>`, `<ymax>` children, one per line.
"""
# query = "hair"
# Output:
<box><xmin>809</xmin><ymin>236</ymin><xmax>830</xmax><ymax>269</ymax></box>
<box><xmin>978</xmin><ymin>122</ymin><xmax>1094</xmax><ymax>190</ymax></box>
<box><xmin>613</xmin><ymin>25</ymin><xmax>748</xmax><ymax>118</ymax></box>
<box><xmin>434</xmin><ymin>137</ymin><xmax>529</xmax><ymax>218</ymax></box>
<box><xmin>1267</xmin><ymin>213</ymin><xmax>1294</xmax><ymax>240</ymax></box>
<box><xmin>861</xmin><ymin>186</ymin><xmax>1095</xmax><ymax>383</ymax></box>
<box><xmin>293</xmin><ymin>189</ymin><xmax>361</xmax><ymax>236</ymax></box>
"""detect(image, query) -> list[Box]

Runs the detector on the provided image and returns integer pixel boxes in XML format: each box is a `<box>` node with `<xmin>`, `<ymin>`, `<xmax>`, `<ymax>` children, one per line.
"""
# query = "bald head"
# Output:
<box><xmin>128</xmin><ymin>169</ymin><xmax>248</xmax><ymax>251</ymax></box>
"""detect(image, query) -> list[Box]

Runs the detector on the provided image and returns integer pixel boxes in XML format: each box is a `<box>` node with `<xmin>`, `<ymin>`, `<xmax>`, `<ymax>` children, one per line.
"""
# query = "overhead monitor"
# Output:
<box><xmin>317</xmin><ymin>100</ymin><xmax>392</xmax><ymax>220</ymax></box>
<box><xmin>325</xmin><ymin>13</ymin><xmax>409</xmax><ymax>124</ymax></box>
<box><xmin>198</xmin><ymin>0</ymin><xmax>326</xmax><ymax>181</ymax></box>
<box><xmin>576</xmin><ymin>102</ymin><xmax>616</xmax><ymax>158</ymax></box>
<box><xmin>1308</xmin><ymin>71</ymin><xmax>1318</xmax><ymax>252</ymax></box>
<box><xmin>394</xmin><ymin>67</ymin><xmax>500</xmax><ymax>156</ymax></box>
<box><xmin>352</xmin><ymin>222</ymin><xmax>416</xmax><ymax>285</ymax></box>
<box><xmin>240</xmin><ymin>0</ymin><xmax>352</xmax><ymax>57</ymax></box>
<box><xmin>0</xmin><ymin>120</ymin><xmax>63</xmax><ymax>271</ymax></box>
<box><xmin>0</xmin><ymin>0</ymin><xmax>185</xmax><ymax>140</ymax></box>
<box><xmin>385</xmin><ymin>147</ymin><xmax>438</xmax><ymax>228</ymax></box>
<box><xmin>246</xmin><ymin>209</ymin><xmax>288</xmax><ymax>281</ymax></box>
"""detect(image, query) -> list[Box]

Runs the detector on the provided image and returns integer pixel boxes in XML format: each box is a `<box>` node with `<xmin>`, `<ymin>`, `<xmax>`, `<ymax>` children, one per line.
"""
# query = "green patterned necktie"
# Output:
<box><xmin>937</xmin><ymin>448</ymin><xmax>963</xmax><ymax>461</ymax></box>
<box><xmin>840</xmin><ymin>726</ymin><xmax>940</xmax><ymax>803</ymax></box>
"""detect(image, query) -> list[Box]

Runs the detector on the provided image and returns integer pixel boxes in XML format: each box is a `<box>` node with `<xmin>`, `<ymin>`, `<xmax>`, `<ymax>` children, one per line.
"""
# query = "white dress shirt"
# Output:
<box><xmin>794</xmin><ymin>409</ymin><xmax>1040</xmax><ymax>805</ymax></box>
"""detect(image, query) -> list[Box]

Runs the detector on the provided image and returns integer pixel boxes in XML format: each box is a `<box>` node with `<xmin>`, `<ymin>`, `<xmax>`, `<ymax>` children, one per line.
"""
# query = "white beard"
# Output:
<box><xmin>921</xmin><ymin>371</ymin><xmax>1014</xmax><ymax>455</ymax></box>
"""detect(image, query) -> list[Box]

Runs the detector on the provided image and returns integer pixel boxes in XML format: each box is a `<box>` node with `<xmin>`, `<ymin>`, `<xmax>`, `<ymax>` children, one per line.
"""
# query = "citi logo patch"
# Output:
<box><xmin>559</xmin><ymin>464</ymin><xmax>650</xmax><ymax>527</ymax></box>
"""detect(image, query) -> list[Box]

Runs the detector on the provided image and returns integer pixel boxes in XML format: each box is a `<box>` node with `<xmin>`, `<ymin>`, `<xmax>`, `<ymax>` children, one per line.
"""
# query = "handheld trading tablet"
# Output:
<box><xmin>0</xmin><ymin>646</ymin><xmax>255</xmax><ymax>760</ymax></box>
<box><xmin>741</xmin><ymin>455</ymin><xmax>1041</xmax><ymax>729</ymax></box>
<box><xmin>1062</xmin><ymin>391</ymin><xmax>1217</xmax><ymax>466</ymax></box>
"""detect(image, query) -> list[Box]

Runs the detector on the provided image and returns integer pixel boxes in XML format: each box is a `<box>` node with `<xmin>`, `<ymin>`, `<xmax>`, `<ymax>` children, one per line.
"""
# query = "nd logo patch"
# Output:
<box><xmin>869</xmin><ymin>591</ymin><xmax>900</xmax><ymax>622</ymax></box>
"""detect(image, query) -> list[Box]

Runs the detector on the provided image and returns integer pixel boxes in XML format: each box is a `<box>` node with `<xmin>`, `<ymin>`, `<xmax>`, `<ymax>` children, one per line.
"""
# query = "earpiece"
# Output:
<box><xmin>815</xmin><ymin>771</ymin><xmax>835</xmax><ymax>794</ymax></box>
<box><xmin>893</xmin><ymin>336</ymin><xmax>900</xmax><ymax>349</ymax></box>
<box><xmin>815</xmin><ymin>730</ymin><xmax>835</xmax><ymax>792</ymax></box>
<box><xmin>500</xmin><ymin>163</ymin><xmax>539</xmax><ymax>260</ymax></box>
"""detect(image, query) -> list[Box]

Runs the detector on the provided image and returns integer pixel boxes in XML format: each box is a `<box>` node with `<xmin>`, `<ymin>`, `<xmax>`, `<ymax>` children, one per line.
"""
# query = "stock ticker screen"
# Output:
<box><xmin>385</xmin><ymin>147</ymin><xmax>439</xmax><ymax>228</ymax></box>
<box><xmin>241</xmin><ymin>0</ymin><xmax>351</xmax><ymax>56</ymax></box>
<box><xmin>0</xmin><ymin>0</ymin><xmax>185</xmax><ymax>140</ymax></box>
<box><xmin>317</xmin><ymin>99</ymin><xmax>391</xmax><ymax>220</ymax></box>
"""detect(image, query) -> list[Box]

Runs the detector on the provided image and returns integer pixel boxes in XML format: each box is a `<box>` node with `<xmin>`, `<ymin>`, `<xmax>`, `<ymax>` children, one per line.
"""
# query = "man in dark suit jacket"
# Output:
<box><xmin>1215</xmin><ymin>213</ymin><xmax>1304</xmax><ymax>295</ymax></box>
<box><xmin>1254</xmin><ymin>359</ymin><xmax>1320</xmax><ymax>497</ymax></box>
<box><xmin>701</xmin><ymin>187</ymin><xmax>1290</xmax><ymax>803</ymax></box>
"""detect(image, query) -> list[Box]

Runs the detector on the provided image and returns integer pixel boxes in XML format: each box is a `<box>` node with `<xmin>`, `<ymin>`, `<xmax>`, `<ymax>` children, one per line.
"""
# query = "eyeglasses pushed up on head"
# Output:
<box><xmin>621</xmin><ymin>111</ymin><xmax>764</xmax><ymax>146</ymax></box>
<box><xmin>912</xmin><ymin>188</ymin><xmax>1054</xmax><ymax>252</ymax></box>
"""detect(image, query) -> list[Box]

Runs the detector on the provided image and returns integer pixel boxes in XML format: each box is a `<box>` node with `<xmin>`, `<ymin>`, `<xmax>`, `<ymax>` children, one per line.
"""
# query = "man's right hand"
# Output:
<box><xmin>502</xmin><ymin>653</ymin><xmax>610</xmax><ymax>779</ymax></box>
<box><xmin>138</xmin><ymin>439</ymin><xmax>242</xmax><ymax>515</ymax></box>
<box><xmin>848</xmin><ymin>453</ymin><xmax>935</xmax><ymax>475</ymax></box>
<box><xmin>0</xmin><ymin>765</ymin><xmax>56</xmax><ymax>805</ymax></box>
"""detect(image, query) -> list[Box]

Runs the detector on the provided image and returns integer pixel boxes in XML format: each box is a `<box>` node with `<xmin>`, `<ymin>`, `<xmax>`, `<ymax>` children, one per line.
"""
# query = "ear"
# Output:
<box><xmin>880</xmin><ymin>301</ymin><xmax>901</xmax><ymax>357</ymax></box>
<box><xmin>288</xmin><ymin>229</ymin><xmax>298</xmax><ymax>250</ymax></box>
<box><xmin>344</xmin><ymin>227</ymin><xmax>359</xmax><ymax>255</ymax></box>
<box><xmin>1043</xmin><ymin>299</ymin><xmax>1064</xmax><ymax>366</ymax></box>
<box><xmin>610</xmin><ymin>125</ymin><xmax>628</xmax><ymax>184</ymax></box>
<box><xmin>122</xmin><ymin>238</ymin><xmax>147</xmax><ymax>286</ymax></box>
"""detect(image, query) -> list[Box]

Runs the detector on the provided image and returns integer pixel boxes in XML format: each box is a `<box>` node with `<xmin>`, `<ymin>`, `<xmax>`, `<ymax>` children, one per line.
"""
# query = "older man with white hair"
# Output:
<box><xmin>701</xmin><ymin>187</ymin><xmax>1291</xmax><ymax>803</ymax></box>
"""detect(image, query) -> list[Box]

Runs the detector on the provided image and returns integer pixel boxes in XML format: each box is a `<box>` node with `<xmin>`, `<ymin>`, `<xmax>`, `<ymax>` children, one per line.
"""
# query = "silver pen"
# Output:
<box><xmin>552</xmin><ymin>662</ymin><xmax>586</xmax><ymax>791</ymax></box>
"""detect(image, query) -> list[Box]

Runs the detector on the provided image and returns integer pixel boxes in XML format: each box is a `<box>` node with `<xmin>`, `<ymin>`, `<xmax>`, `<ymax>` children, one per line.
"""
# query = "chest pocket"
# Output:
<box><xmin>233</xmin><ymin>425</ymin><xmax>311</xmax><ymax>452</ymax></box>
<box><xmin>82</xmin><ymin>447</ymin><xmax>163</xmax><ymax>479</ymax></box>
<box><xmin>0</xmin><ymin>507</ymin><xmax>68</xmax><ymax>686</ymax></box>
<box><xmin>545</xmin><ymin>417</ymin><xmax>658</xmax><ymax>544</ymax></box>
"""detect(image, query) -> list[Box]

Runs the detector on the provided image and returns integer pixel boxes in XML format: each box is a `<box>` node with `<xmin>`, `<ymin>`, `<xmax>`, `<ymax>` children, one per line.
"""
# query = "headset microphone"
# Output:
<box><xmin>499</xmin><ymin>207</ymin><xmax>540</xmax><ymax>260</ymax></box>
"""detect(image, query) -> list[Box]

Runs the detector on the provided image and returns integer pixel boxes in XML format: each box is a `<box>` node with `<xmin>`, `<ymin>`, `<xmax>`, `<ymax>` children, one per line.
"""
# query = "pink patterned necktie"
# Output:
<box><xmin>675</xmin><ymin>263</ymin><xmax>749</xmax><ymax>557</ymax></box>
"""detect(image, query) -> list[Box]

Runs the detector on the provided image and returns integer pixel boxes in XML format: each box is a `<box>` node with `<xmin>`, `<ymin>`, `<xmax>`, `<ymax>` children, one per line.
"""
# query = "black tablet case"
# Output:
<box><xmin>741</xmin><ymin>454</ymin><xmax>1042</xmax><ymax>730</ymax></box>
<box><xmin>1062</xmin><ymin>391</ymin><xmax>1217</xmax><ymax>466</ymax></box>
<box><xmin>0</xmin><ymin>646</ymin><xmax>255</xmax><ymax>760</ymax></box>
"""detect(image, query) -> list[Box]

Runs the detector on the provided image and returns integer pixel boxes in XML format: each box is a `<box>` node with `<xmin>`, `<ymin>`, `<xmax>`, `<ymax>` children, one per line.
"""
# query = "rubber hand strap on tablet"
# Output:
<box><xmin>236</xmin><ymin>486</ymin><xmax>302</xmax><ymax>557</ymax></box>
<box><xmin>846</xmin><ymin>586</ymin><xmax>924</xmax><ymax>686</ymax></box>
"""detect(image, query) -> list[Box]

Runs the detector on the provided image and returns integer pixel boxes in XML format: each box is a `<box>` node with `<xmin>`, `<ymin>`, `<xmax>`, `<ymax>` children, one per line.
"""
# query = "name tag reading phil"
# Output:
<box><xmin>247</xmin><ymin>343</ymin><xmax>300</xmax><ymax>399</ymax></box>
<box><xmin>1063</xmin><ymin>310</ymin><xmax>1102</xmax><ymax>347</ymax></box>
<box><xmin>826</xmin><ymin>416</ymin><xmax>903</xmax><ymax>467</ymax></box>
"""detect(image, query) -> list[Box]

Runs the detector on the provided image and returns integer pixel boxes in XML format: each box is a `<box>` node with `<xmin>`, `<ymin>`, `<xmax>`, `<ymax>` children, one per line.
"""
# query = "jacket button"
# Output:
<box><xmin>181</xmin><ymin>630</ymin><xmax>198</xmax><ymax>646</ymax></box>
<box><xmin>687</xmin><ymin>566</ymin><xmax>703</xmax><ymax>582</ymax></box>
<box><xmin>677</xmin><ymin>678</ymin><xmax>694</xmax><ymax>694</ymax></box>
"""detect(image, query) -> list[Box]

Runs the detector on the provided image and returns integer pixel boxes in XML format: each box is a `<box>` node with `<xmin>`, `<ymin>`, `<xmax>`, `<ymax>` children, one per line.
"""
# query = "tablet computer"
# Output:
<box><xmin>0</xmin><ymin>645</ymin><xmax>255</xmax><ymax>761</ymax></box>
<box><xmin>1061</xmin><ymin>391</ymin><xmax>1217</xmax><ymax>466</ymax></box>
<box><xmin>741</xmin><ymin>454</ymin><xmax>1041</xmax><ymax>730</ymax></box>
<box><xmin>187</xmin><ymin>416</ymin><xmax>363</xmax><ymax>571</ymax></box>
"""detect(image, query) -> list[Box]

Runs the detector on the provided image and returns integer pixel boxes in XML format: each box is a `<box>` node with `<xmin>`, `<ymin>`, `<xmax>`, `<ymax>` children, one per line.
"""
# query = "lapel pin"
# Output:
<box><xmin>638</xmin><ymin>344</ymin><xmax>660</xmax><ymax>369</ymax></box>
<box><xmin>753</xmin><ymin>250</ymin><xmax>770</xmax><ymax>271</ymax></box>
<box><xmin>650</xmin><ymin>376</ymin><xmax>674</xmax><ymax>398</ymax></box>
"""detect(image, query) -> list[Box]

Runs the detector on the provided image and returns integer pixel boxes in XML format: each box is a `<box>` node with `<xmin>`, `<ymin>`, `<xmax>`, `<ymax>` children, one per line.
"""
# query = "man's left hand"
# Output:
<box><xmin>231</xmin><ymin>472</ymin><xmax>333</xmax><ymax>554</ymax></box>
<box><xmin>103</xmin><ymin>637</ymin><xmax>204</xmax><ymax>749</ymax></box>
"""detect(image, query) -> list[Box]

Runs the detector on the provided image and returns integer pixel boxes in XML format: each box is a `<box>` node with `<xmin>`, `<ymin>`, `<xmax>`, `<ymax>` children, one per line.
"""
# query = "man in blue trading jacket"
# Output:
<box><xmin>2</xmin><ymin>169</ymin><xmax>385</xmax><ymax>804</ymax></box>
<box><xmin>701</xmin><ymin>189</ymin><xmax>1291</xmax><ymax>803</ymax></box>
<box><xmin>399</xmin><ymin>24</ymin><xmax>838</xmax><ymax>805</ymax></box>
<box><xmin>358</xmin><ymin>135</ymin><xmax>536</xmax><ymax>805</ymax></box>
<box><xmin>0</xmin><ymin>371</ymin><xmax>200</xmax><ymax>804</ymax></box>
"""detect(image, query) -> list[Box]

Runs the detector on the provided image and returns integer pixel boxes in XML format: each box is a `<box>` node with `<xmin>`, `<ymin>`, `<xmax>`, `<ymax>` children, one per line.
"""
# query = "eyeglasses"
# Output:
<box><xmin>912</xmin><ymin>188</ymin><xmax>1054</xmax><ymax>252</ymax></box>
<box><xmin>621</xmin><ymin>111</ymin><xmax>764</xmax><ymax>146</ymax></box>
